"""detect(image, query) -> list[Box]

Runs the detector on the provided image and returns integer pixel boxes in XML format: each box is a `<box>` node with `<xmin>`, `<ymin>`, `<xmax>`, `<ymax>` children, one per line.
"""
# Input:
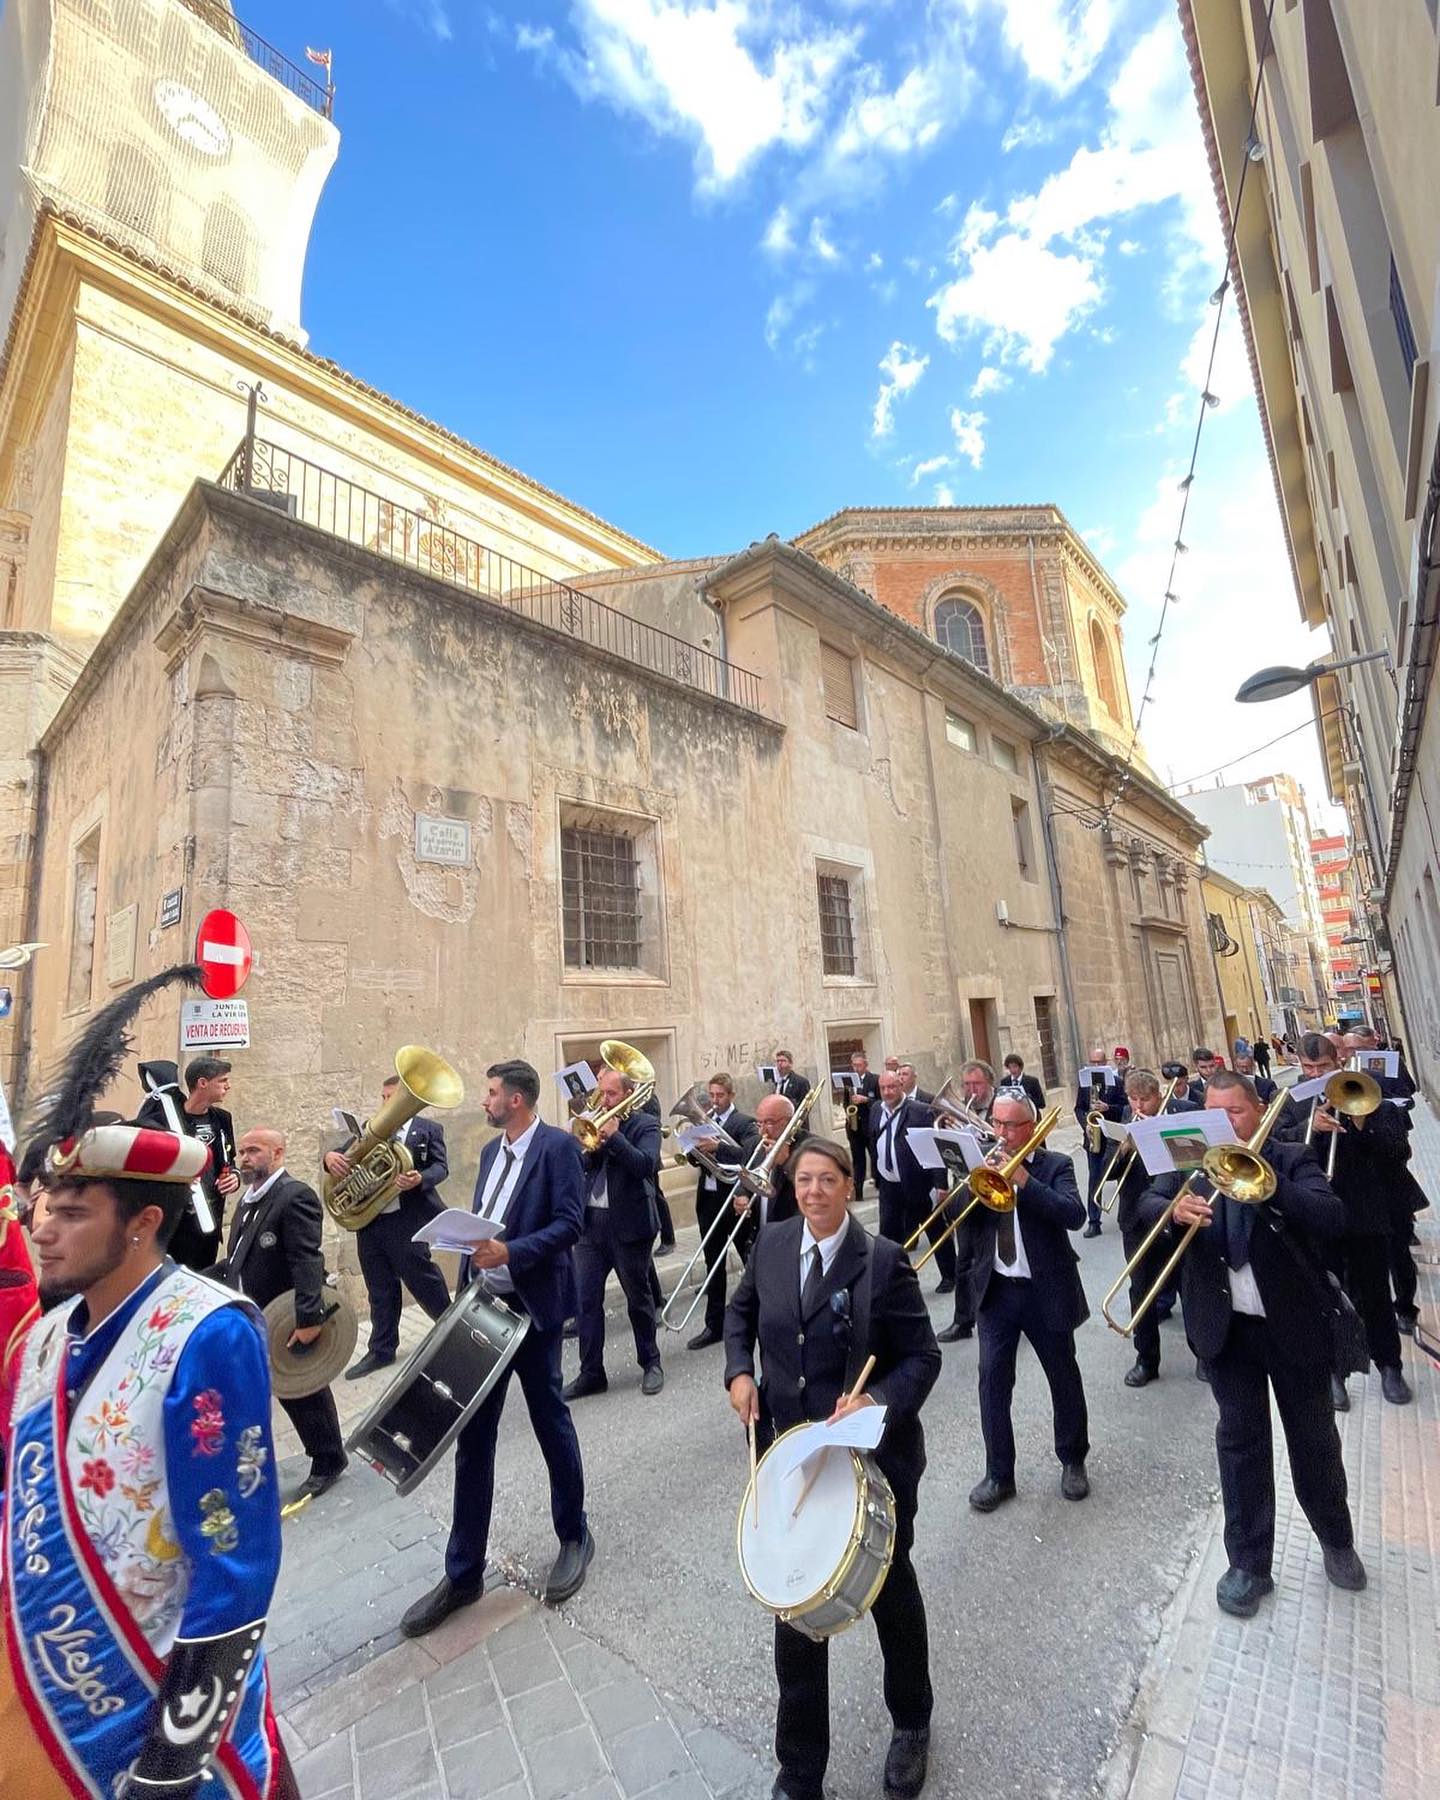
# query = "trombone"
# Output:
<box><xmin>1096</xmin><ymin>1131</ymin><xmax>1139</xmax><ymax>1213</ymax></box>
<box><xmin>569</xmin><ymin>1041</ymin><xmax>657</xmax><ymax>1152</ymax></box>
<box><xmin>1304</xmin><ymin>1069</ymin><xmax>1383</xmax><ymax>1179</ymax></box>
<box><xmin>908</xmin><ymin>1106</ymin><xmax>1062</xmax><ymax>1274</ymax></box>
<box><xmin>660</xmin><ymin>1086</ymin><xmax>821</xmax><ymax>1333</ymax></box>
<box><xmin>1101</xmin><ymin>1089</ymin><xmax>1291</xmax><ymax>1338</ymax></box>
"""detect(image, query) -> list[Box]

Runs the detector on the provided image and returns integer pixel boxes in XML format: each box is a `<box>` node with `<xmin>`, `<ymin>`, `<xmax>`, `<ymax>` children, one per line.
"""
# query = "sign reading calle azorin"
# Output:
<box><xmin>414</xmin><ymin>814</ymin><xmax>471</xmax><ymax>866</ymax></box>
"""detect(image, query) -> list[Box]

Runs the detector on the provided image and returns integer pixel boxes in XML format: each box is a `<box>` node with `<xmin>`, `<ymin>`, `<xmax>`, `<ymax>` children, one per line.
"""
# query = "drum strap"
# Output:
<box><xmin>844</xmin><ymin>1238</ymin><xmax>877</xmax><ymax>1394</ymax></box>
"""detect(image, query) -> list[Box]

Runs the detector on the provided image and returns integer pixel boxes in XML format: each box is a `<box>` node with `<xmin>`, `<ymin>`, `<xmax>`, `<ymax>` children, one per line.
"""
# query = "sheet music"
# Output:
<box><xmin>776</xmin><ymin>1405</ymin><xmax>889</xmax><ymax>1481</ymax></box>
<box><xmin>412</xmin><ymin>1208</ymin><xmax>506</xmax><ymax>1252</ymax></box>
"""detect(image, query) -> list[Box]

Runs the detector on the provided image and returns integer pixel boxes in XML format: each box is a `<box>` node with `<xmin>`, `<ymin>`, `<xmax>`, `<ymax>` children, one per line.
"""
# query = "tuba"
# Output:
<box><xmin>569</xmin><ymin>1041</ymin><xmax>656</xmax><ymax>1151</ymax></box>
<box><xmin>323</xmin><ymin>1046</ymin><xmax>465</xmax><ymax>1232</ymax></box>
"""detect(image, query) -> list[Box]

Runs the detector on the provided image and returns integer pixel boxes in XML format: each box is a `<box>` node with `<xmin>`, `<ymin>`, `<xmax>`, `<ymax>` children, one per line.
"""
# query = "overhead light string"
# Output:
<box><xmin>1102</xmin><ymin>0</ymin><xmax>1280</xmax><ymax>823</ymax></box>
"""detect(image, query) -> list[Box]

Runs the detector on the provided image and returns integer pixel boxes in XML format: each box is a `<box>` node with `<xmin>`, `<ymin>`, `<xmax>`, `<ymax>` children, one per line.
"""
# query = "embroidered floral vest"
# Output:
<box><xmin>10</xmin><ymin>1268</ymin><xmax>243</xmax><ymax>1658</ymax></box>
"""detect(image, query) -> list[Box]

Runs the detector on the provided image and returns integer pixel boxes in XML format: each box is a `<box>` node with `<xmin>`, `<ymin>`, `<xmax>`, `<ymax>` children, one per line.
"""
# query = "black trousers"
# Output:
<box><xmin>356</xmin><ymin>1203</ymin><xmax>451</xmax><ymax>1359</ymax></box>
<box><xmin>280</xmin><ymin>1386</ymin><xmax>346</xmax><ymax>1478</ymax></box>
<box><xmin>977</xmin><ymin>1277</ymin><xmax>1089</xmax><ymax>1480</ymax></box>
<box><xmin>694</xmin><ymin>1183</ymin><xmax>736</xmax><ymax>1335</ymax></box>
<box><xmin>1207</xmin><ymin>1314</ymin><xmax>1352</xmax><ymax>1575</ymax></box>
<box><xmin>948</xmin><ymin>1216</ymin><xmax>979</xmax><ymax>1330</ymax></box>
<box><xmin>1120</xmin><ymin>1225</ymin><xmax>1168</xmax><ymax>1372</ymax></box>
<box><xmin>875</xmin><ymin>1179</ymin><xmax>957</xmax><ymax>1286</ymax></box>
<box><xmin>654</xmin><ymin>1190</ymin><xmax>675</xmax><ymax>1247</ymax></box>
<box><xmin>1083</xmin><ymin>1148</ymin><xmax>1107</xmax><ymax>1228</ymax></box>
<box><xmin>445</xmin><ymin>1318</ymin><xmax>586</xmax><ymax>1589</ymax></box>
<box><xmin>1387</xmin><ymin>1197</ymin><xmax>1420</xmax><ymax>1318</ymax></box>
<box><xmin>846</xmin><ymin>1128</ymin><xmax>872</xmax><ymax>1192</ymax></box>
<box><xmin>774</xmin><ymin>1474</ymin><xmax>932</xmax><ymax>1799</ymax></box>
<box><xmin>574</xmin><ymin>1206</ymin><xmax>660</xmax><ymax>1377</ymax></box>
<box><xmin>169</xmin><ymin>1207</ymin><xmax>223</xmax><ymax>1275</ymax></box>
<box><xmin>1340</xmin><ymin>1232</ymin><xmax>1402</xmax><ymax>1369</ymax></box>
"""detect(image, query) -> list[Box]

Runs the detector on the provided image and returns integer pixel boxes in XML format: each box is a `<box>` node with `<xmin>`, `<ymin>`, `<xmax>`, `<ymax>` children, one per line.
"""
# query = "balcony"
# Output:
<box><xmin>217</xmin><ymin>436</ymin><xmax>763</xmax><ymax>712</ymax></box>
<box><xmin>179</xmin><ymin>2</ymin><xmax>334</xmax><ymax>118</ymax></box>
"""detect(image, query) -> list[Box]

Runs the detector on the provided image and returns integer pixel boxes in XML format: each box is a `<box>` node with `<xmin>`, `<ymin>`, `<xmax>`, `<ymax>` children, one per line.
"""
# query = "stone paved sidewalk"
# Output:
<box><xmin>273</xmin><ymin>1466</ymin><xmax>772</xmax><ymax>1800</ymax></box>
<box><xmin>1108</xmin><ymin>1099</ymin><xmax>1440</xmax><ymax>1800</ymax></box>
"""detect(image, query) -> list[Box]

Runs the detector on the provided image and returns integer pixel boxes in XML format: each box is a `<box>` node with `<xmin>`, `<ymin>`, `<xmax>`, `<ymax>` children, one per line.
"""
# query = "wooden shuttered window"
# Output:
<box><xmin>821</xmin><ymin>643</ymin><xmax>858</xmax><ymax>729</ymax></box>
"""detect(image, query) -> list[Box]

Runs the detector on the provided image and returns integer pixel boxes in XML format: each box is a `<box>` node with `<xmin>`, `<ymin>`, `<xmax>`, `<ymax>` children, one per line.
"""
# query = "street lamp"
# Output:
<box><xmin>1234</xmin><ymin>648</ymin><xmax>1391</xmax><ymax>703</ymax></box>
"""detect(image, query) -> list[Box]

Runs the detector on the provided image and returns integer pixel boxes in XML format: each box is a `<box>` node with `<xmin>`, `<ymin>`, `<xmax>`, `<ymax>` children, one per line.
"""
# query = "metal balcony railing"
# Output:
<box><xmin>217</xmin><ymin>436</ymin><xmax>762</xmax><ymax>712</ymax></box>
<box><xmin>178</xmin><ymin>3</ymin><xmax>334</xmax><ymax>118</ymax></box>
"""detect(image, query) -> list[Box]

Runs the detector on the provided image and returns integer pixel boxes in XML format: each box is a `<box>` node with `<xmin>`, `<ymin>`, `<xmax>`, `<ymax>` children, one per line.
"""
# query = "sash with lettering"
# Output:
<box><xmin>2</xmin><ymin>1264</ymin><xmax>283</xmax><ymax>1797</ymax></box>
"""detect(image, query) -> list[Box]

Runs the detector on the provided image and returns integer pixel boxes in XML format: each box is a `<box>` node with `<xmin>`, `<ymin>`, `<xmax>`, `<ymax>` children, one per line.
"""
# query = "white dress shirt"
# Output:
<box><xmin>472</xmin><ymin>1116</ymin><xmax>541</xmax><ymax>1292</ymax></box>
<box><xmin>798</xmin><ymin>1218</ymin><xmax>848</xmax><ymax>1301</ymax></box>
<box><xmin>231</xmin><ymin>1168</ymin><xmax>285</xmax><ymax>1295</ymax></box>
<box><xmin>1227</xmin><ymin>1265</ymin><xmax>1266</xmax><ymax>1316</ymax></box>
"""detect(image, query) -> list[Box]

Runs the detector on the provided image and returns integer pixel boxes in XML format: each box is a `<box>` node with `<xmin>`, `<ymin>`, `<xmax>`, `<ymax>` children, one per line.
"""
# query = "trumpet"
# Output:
<box><xmin>910</xmin><ymin>1106</ymin><xmax>1063</xmax><ymax>1273</ymax></box>
<box><xmin>569</xmin><ymin>1041</ymin><xmax>656</xmax><ymax>1151</ymax></box>
<box><xmin>1304</xmin><ymin>1069</ymin><xmax>1383</xmax><ymax>1179</ymax></box>
<box><xmin>660</xmin><ymin>1089</ymin><xmax>820</xmax><ymax>1334</ymax></box>
<box><xmin>1101</xmin><ymin>1089</ymin><xmax>1291</xmax><ymax>1337</ymax></box>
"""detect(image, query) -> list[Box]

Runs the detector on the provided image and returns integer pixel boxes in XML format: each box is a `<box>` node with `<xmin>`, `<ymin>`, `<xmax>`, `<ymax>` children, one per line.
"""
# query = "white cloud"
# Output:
<box><xmin>969</xmin><ymin>365</ymin><xmax>1010</xmax><ymax>399</ymax></box>
<box><xmin>762</xmin><ymin>205</ymin><xmax>795</xmax><ymax>255</ymax></box>
<box><xmin>516</xmin><ymin>22</ymin><xmax>554</xmax><ymax>53</ymax></box>
<box><xmin>390</xmin><ymin>0</ymin><xmax>453</xmax><ymax>38</ymax></box>
<box><xmin>872</xmin><ymin>341</ymin><xmax>929</xmax><ymax>439</ymax></box>
<box><xmin>533</xmin><ymin>1</ymin><xmax>861</xmax><ymax>190</ymax></box>
<box><xmin>931</xmin><ymin>230</ymin><xmax>1103</xmax><ymax>371</ymax></box>
<box><xmin>808</xmin><ymin>217</ymin><xmax>841</xmax><ymax>263</ymax></box>
<box><xmin>1118</xmin><ymin>237</ymin><xmax>1143</xmax><ymax>256</ymax></box>
<box><xmin>865</xmin><ymin>250</ymin><xmax>884</xmax><ymax>271</ymax></box>
<box><xmin>963</xmin><ymin>0</ymin><xmax>1116</xmax><ymax>95</ymax></box>
<box><xmin>911</xmin><ymin>454</ymin><xmax>954</xmax><ymax>485</ymax></box>
<box><xmin>764</xmin><ymin>280</ymin><xmax>815</xmax><ymax>353</ymax></box>
<box><xmin>1178</xmin><ymin>303</ymin><xmax>1251</xmax><ymax>413</ymax></box>
<box><xmin>949</xmin><ymin>406</ymin><xmax>987</xmax><ymax>468</ymax></box>
<box><xmin>934</xmin><ymin>482</ymin><xmax>957</xmax><ymax>506</ymax></box>
<box><xmin>1001</xmin><ymin>114</ymin><xmax>1058</xmax><ymax>153</ymax></box>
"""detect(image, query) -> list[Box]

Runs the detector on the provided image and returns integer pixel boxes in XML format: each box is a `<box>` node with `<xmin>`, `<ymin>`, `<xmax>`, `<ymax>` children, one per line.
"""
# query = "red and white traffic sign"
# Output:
<box><xmin>195</xmin><ymin>909</ymin><xmax>252</xmax><ymax>1000</ymax></box>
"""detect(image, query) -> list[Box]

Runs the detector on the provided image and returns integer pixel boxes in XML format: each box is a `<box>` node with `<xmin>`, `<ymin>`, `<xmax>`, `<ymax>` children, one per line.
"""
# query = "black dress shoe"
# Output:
<box><xmin>344</xmin><ymin>1351</ymin><xmax>394</xmax><ymax>1381</ymax></box>
<box><xmin>935</xmin><ymin>1277</ymin><xmax>955</xmax><ymax>1295</ymax></box>
<box><xmin>282</xmin><ymin>1461</ymin><xmax>347</xmax><ymax>1509</ymax></box>
<box><xmin>562</xmin><ymin>1372</ymin><xmax>608</xmax><ymax>1402</ymax></box>
<box><xmin>1396</xmin><ymin>1312</ymin><xmax>1419</xmax><ymax>1337</ymax></box>
<box><xmin>401</xmin><ymin>1576</ymin><xmax>482</xmax><ymax>1639</ymax></box>
<box><xmin>1124</xmin><ymin>1360</ymin><xmax>1158</xmax><ymax>1388</ymax></box>
<box><xmin>1195</xmin><ymin>1360</ymin><xmax>1212</xmax><ymax>1384</ymax></box>
<box><xmin>544</xmin><ymin>1527</ymin><xmax>595</xmax><ymax>1604</ymax></box>
<box><xmin>658</xmin><ymin>1240</ymin><xmax>677</xmax><ymax>1255</ymax></box>
<box><xmin>1380</xmin><ymin>1365</ymin><xmax>1413</xmax><ymax>1405</ymax></box>
<box><xmin>687</xmin><ymin>1327</ymin><xmax>723</xmax><ymax>1350</ymax></box>
<box><xmin>968</xmin><ymin>1474</ymin><xmax>1016</xmax><ymax>1512</ymax></box>
<box><xmin>1321</xmin><ymin>1544</ymin><xmax>1367</xmax><ymax>1590</ymax></box>
<box><xmin>936</xmin><ymin>1322</ymin><xmax>973</xmax><ymax>1343</ymax></box>
<box><xmin>1082</xmin><ymin>1222</ymin><xmax>1101</xmax><ymax>1238</ymax></box>
<box><xmin>1215</xmin><ymin>1567</ymin><xmax>1273</xmax><ymax>1617</ymax></box>
<box><xmin>1060</xmin><ymin>1462</ymin><xmax>1090</xmax><ymax>1501</ymax></box>
<box><xmin>883</xmin><ymin>1725</ymin><xmax>931</xmax><ymax>1799</ymax></box>
<box><xmin>640</xmin><ymin>1363</ymin><xmax>664</xmax><ymax>1396</ymax></box>
<box><xmin>1330</xmin><ymin>1373</ymin><xmax>1350</xmax><ymax>1411</ymax></box>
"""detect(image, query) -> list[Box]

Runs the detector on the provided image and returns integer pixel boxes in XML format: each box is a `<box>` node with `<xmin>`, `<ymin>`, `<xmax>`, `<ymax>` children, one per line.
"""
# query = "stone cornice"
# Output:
<box><xmin>153</xmin><ymin>585</ymin><xmax>355</xmax><ymax>674</ymax></box>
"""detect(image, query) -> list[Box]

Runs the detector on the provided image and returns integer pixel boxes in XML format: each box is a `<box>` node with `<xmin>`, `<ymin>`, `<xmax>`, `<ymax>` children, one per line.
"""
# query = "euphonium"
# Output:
<box><xmin>570</xmin><ymin>1041</ymin><xmax>656</xmax><ymax>1151</ymax></box>
<box><xmin>323</xmin><ymin>1046</ymin><xmax>465</xmax><ymax>1232</ymax></box>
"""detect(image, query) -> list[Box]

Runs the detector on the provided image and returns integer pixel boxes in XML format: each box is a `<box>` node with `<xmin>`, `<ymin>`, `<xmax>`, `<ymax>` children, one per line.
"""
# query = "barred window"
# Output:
<box><xmin>562</xmin><ymin>826</ymin><xmax>641</xmax><ymax>970</ymax></box>
<box><xmin>817</xmin><ymin>873</ymin><xmax>857</xmax><ymax>977</ymax></box>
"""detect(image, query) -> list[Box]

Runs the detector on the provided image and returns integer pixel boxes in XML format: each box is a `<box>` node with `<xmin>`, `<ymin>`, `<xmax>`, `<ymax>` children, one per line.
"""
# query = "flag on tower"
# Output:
<box><xmin>305</xmin><ymin>46</ymin><xmax>333</xmax><ymax>78</ymax></box>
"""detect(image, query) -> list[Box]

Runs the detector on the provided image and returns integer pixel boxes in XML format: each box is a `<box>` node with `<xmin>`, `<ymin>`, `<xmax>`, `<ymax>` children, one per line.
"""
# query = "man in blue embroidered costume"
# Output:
<box><xmin>0</xmin><ymin>967</ymin><xmax>292</xmax><ymax>1799</ymax></box>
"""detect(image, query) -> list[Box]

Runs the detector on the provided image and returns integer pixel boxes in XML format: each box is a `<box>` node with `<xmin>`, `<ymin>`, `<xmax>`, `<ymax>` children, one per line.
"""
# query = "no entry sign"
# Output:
<box><xmin>195</xmin><ymin>909</ymin><xmax>252</xmax><ymax>1000</ymax></box>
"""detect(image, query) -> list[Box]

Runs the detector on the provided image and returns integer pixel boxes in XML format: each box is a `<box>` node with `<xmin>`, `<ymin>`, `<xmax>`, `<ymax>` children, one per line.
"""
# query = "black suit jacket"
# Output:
<box><xmin>845</xmin><ymin>1072</ymin><xmax>880</xmax><ymax>1134</ymax></box>
<box><xmin>1001</xmin><ymin>1073</ymin><xmax>1045</xmax><ymax>1112</ymax></box>
<box><xmin>1112</xmin><ymin>1099</ymin><xmax>1197</xmax><ymax>1233</ymax></box>
<box><xmin>724</xmin><ymin>1214</ymin><xmax>940</xmax><ymax>1494</ymax></box>
<box><xmin>218</xmin><ymin>1172</ymin><xmax>328</xmax><ymax>1326</ymax></box>
<box><xmin>1322</xmin><ymin>1100</ymin><xmax>1412</xmax><ymax>1236</ymax></box>
<box><xmin>688</xmin><ymin>1106</ymin><xmax>759</xmax><ymax>1192</ymax></box>
<box><xmin>970</xmin><ymin>1147</ymin><xmax>1087</xmax><ymax>1332</ymax></box>
<box><xmin>870</xmin><ymin>1097</ymin><xmax>938</xmax><ymax>1213</ymax></box>
<box><xmin>582</xmin><ymin>1108</ymin><xmax>661</xmax><ymax>1243</ymax></box>
<box><xmin>774</xmin><ymin>1071</ymin><xmax>810</xmax><ymax>1107</ymax></box>
<box><xmin>396</xmin><ymin>1115</ymin><xmax>448</xmax><ymax>1208</ymax></box>
<box><xmin>1074</xmin><ymin>1077</ymin><xmax>1125</xmax><ymax>1134</ymax></box>
<box><xmin>1135</xmin><ymin>1139</ymin><xmax>1344</xmax><ymax>1366</ymax></box>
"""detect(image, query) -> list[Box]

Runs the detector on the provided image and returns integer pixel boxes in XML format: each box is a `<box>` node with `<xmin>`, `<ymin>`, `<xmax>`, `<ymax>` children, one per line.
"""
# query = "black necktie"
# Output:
<box><xmin>481</xmin><ymin>1147</ymin><xmax>516</xmax><ymax>1219</ymax></box>
<box><xmin>802</xmin><ymin>1243</ymin><xmax>825</xmax><ymax>1312</ymax></box>
<box><xmin>1220</xmin><ymin>1192</ymin><xmax>1252</xmax><ymax>1272</ymax></box>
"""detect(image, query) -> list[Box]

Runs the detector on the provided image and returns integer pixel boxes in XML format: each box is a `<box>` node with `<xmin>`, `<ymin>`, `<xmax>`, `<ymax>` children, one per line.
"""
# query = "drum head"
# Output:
<box><xmin>739</xmin><ymin>1433</ymin><xmax>861</xmax><ymax>1610</ymax></box>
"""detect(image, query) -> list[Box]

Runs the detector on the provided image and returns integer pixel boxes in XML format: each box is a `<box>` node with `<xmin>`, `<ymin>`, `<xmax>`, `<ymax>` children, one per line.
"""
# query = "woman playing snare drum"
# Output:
<box><xmin>725</xmin><ymin>1137</ymin><xmax>941</xmax><ymax>1800</ymax></box>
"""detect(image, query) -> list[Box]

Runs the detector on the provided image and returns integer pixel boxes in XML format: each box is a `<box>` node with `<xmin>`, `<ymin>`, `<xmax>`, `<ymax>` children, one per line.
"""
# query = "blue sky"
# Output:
<box><xmin>241</xmin><ymin>0</ymin><xmax>1338</xmax><ymax>824</ymax></box>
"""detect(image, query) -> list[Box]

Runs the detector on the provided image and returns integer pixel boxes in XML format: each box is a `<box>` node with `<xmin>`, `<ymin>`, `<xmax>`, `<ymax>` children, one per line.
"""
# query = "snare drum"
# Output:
<box><xmin>737</xmin><ymin>1423</ymin><xmax>897</xmax><ymax>1642</ymax></box>
<box><xmin>346</xmin><ymin>1282</ymin><xmax>531</xmax><ymax>1495</ymax></box>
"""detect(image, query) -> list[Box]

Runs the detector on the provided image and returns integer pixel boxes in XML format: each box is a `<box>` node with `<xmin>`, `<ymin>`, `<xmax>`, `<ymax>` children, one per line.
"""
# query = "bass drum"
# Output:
<box><xmin>737</xmin><ymin>1422</ymin><xmax>896</xmax><ymax>1642</ymax></box>
<box><xmin>346</xmin><ymin>1282</ymin><xmax>531</xmax><ymax>1496</ymax></box>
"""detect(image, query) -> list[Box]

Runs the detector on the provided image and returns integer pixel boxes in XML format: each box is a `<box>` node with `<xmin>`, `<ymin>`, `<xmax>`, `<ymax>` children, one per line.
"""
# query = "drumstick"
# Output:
<box><xmin>791</xmin><ymin>1355</ymin><xmax>878</xmax><ymax>1520</ymax></box>
<box><xmin>748</xmin><ymin>1421</ymin><xmax>759</xmax><ymax>1529</ymax></box>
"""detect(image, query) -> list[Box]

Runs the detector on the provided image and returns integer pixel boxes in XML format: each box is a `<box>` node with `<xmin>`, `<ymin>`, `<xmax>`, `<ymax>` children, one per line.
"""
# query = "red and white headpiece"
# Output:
<box><xmin>46</xmin><ymin>1125</ymin><xmax>209</xmax><ymax>1185</ymax></box>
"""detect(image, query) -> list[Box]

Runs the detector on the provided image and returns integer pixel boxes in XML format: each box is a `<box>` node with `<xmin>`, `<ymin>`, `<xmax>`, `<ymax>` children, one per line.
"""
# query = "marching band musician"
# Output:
<box><xmin>725</xmin><ymin>1138</ymin><xmax>940</xmax><ymax>1800</ymax></box>
<box><xmin>897</xmin><ymin>1063</ymin><xmax>935</xmax><ymax>1106</ymax></box>
<box><xmin>565</xmin><ymin>1064</ymin><xmax>665</xmax><ymax>1401</ymax></box>
<box><xmin>401</xmin><ymin>1061</ymin><xmax>593</xmax><ymax>1638</ymax></box>
<box><xmin>1000</xmin><ymin>1054</ymin><xmax>1045</xmax><ymax>1112</ymax></box>
<box><xmin>2</xmin><ymin>969</ymin><xmax>292</xmax><ymax>1800</ymax></box>
<box><xmin>936</xmin><ymin>1060</ymin><xmax>999</xmax><ymax>1344</ymax></box>
<box><xmin>324</xmin><ymin>1071</ymin><xmax>452</xmax><ymax>1382</ymax></box>
<box><xmin>772</xmin><ymin>1050</ymin><xmax>811</xmax><ymax>1108</ymax></box>
<box><xmin>967</xmin><ymin>1092</ymin><xmax>1091</xmax><ymax>1513</ymax></box>
<box><xmin>1188</xmin><ymin>1049</ymin><xmax>1221</xmax><ymax>1105</ymax></box>
<box><xmin>1342</xmin><ymin>1026</ymin><xmax>1427</xmax><ymax>1336</ymax></box>
<box><xmin>1160</xmin><ymin>1061</ymin><xmax>1192</xmax><ymax>1109</ymax></box>
<box><xmin>734</xmin><ymin>1094</ymin><xmax>801</xmax><ymax>1250</ymax></box>
<box><xmin>1114</xmin><ymin>1069</ymin><xmax>1195</xmax><ymax>1390</ymax></box>
<box><xmin>215</xmin><ymin>1129</ymin><xmax>349</xmax><ymax>1507</ymax></box>
<box><xmin>872</xmin><ymin>1069</ymin><xmax>956</xmax><ymax>1293</ymax></box>
<box><xmin>844</xmin><ymin>1050</ymin><xmax>881</xmax><ymax>1195</ymax></box>
<box><xmin>136</xmin><ymin>1055</ymin><xmax>240</xmax><ymax>1271</ymax></box>
<box><xmin>1134</xmin><ymin>1072</ymin><xmax>1364</xmax><ymax>1618</ymax></box>
<box><xmin>1075</xmin><ymin>1045</ymin><xmax>1125</xmax><ymax>1238</ymax></box>
<box><xmin>685</xmin><ymin>1074</ymin><xmax>759</xmax><ymax>1351</ymax></box>
<box><xmin>1295</xmin><ymin>1035</ymin><xmax>1412</xmax><ymax>1409</ymax></box>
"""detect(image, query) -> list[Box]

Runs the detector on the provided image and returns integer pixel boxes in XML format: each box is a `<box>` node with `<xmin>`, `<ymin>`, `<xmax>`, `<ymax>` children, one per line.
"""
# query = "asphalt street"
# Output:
<box><xmin>379</xmin><ymin>1142</ymin><xmax>1224</xmax><ymax>1800</ymax></box>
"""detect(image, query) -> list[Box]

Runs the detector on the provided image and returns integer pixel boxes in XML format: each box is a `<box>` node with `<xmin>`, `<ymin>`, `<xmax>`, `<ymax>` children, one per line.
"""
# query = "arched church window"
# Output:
<box><xmin>934</xmin><ymin>596</ymin><xmax>990</xmax><ymax>675</ymax></box>
<box><xmin>201</xmin><ymin>200</ymin><xmax>255</xmax><ymax>296</ymax></box>
<box><xmin>1090</xmin><ymin>617</ymin><xmax>1121</xmax><ymax>717</ymax></box>
<box><xmin>105</xmin><ymin>141</ymin><xmax>165</xmax><ymax>240</ymax></box>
